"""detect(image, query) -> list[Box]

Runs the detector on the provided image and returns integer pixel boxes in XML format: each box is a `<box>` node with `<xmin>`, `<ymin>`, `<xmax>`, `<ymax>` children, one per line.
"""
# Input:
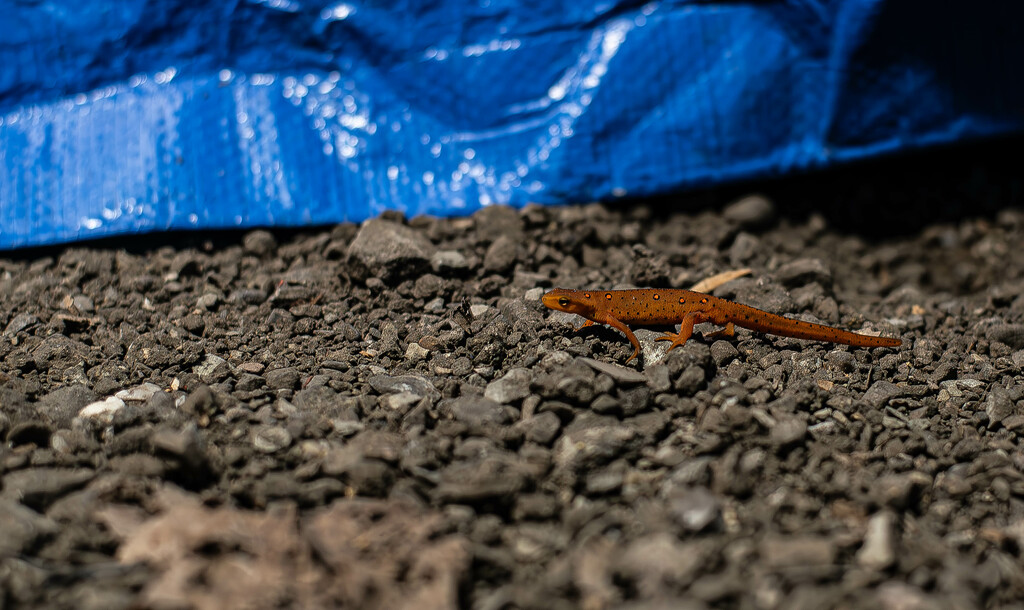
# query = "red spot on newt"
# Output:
<box><xmin>542</xmin><ymin>288</ymin><xmax>901</xmax><ymax>364</ymax></box>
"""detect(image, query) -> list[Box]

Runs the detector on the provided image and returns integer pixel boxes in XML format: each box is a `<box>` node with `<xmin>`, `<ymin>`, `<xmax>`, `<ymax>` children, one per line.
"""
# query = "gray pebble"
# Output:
<box><xmin>760</xmin><ymin>535</ymin><xmax>837</xmax><ymax>569</ymax></box>
<box><xmin>484</xmin><ymin>368</ymin><xmax>533</xmax><ymax>404</ymax></box>
<box><xmin>864</xmin><ymin>381</ymin><xmax>901</xmax><ymax>408</ymax></box>
<box><xmin>431</xmin><ymin>250</ymin><xmax>471</xmax><ymax>274</ymax></box>
<box><xmin>265</xmin><ymin>367</ymin><xmax>300</xmax><ymax>390</ymax></box>
<box><xmin>346</xmin><ymin>219</ymin><xmax>435</xmax><ymax>282</ymax></box>
<box><xmin>668</xmin><ymin>487</ymin><xmax>721</xmax><ymax>532</ymax></box>
<box><xmin>987</xmin><ymin>324</ymin><xmax>1024</xmax><ymax>350</ymax></box>
<box><xmin>483</xmin><ymin>235</ymin><xmax>519</xmax><ymax>273</ymax></box>
<box><xmin>442</xmin><ymin>396</ymin><xmax>510</xmax><ymax>428</ymax></box>
<box><xmin>985</xmin><ymin>386</ymin><xmax>1018</xmax><ymax>427</ymax></box>
<box><xmin>710</xmin><ymin>341</ymin><xmax>739</xmax><ymax>367</ymax></box>
<box><xmin>771</xmin><ymin>417</ymin><xmax>807</xmax><ymax>449</ymax></box>
<box><xmin>368</xmin><ymin>374</ymin><xmax>440</xmax><ymax>402</ymax></box>
<box><xmin>0</xmin><ymin>498</ymin><xmax>58</xmax><ymax>555</ymax></box>
<box><xmin>775</xmin><ymin>258</ymin><xmax>833</xmax><ymax>289</ymax></box>
<box><xmin>243</xmin><ymin>230</ymin><xmax>277</xmax><ymax>256</ymax></box>
<box><xmin>578</xmin><ymin>357</ymin><xmax>646</xmax><ymax>384</ymax></box>
<box><xmin>4</xmin><ymin>313</ymin><xmax>39</xmax><ymax>336</ymax></box>
<box><xmin>856</xmin><ymin>511</ymin><xmax>896</xmax><ymax>570</ymax></box>
<box><xmin>2</xmin><ymin>468</ymin><xmax>95</xmax><ymax>510</ymax></box>
<box><xmin>253</xmin><ymin>426</ymin><xmax>293</xmax><ymax>453</ymax></box>
<box><xmin>519</xmin><ymin>411</ymin><xmax>562</xmax><ymax>445</ymax></box>
<box><xmin>722</xmin><ymin>194</ymin><xmax>775</xmax><ymax>228</ymax></box>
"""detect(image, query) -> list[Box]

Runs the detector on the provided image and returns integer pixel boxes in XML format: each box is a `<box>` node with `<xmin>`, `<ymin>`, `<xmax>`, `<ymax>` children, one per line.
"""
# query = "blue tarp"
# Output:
<box><xmin>1</xmin><ymin>1</ymin><xmax>1022</xmax><ymax>249</ymax></box>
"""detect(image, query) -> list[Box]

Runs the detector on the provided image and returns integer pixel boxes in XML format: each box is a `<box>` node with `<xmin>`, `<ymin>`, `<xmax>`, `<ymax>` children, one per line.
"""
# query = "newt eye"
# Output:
<box><xmin>558</xmin><ymin>297</ymin><xmax>570</xmax><ymax>307</ymax></box>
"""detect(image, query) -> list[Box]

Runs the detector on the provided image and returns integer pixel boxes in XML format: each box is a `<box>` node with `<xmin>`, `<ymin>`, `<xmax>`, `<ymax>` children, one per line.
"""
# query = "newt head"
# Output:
<box><xmin>542</xmin><ymin>288</ymin><xmax>597</xmax><ymax>318</ymax></box>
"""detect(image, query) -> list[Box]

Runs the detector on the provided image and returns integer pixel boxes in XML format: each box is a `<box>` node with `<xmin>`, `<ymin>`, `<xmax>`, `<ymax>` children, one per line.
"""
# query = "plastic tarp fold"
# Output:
<box><xmin>1</xmin><ymin>0</ymin><xmax>1022</xmax><ymax>248</ymax></box>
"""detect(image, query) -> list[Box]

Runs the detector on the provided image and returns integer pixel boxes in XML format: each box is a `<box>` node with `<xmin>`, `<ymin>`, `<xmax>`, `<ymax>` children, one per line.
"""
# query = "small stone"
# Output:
<box><xmin>469</xmin><ymin>304</ymin><xmax>493</xmax><ymax>318</ymax></box>
<box><xmin>368</xmin><ymin>374</ymin><xmax>440</xmax><ymax>402</ymax></box>
<box><xmin>1002</xmin><ymin>414</ymin><xmax>1024</xmax><ymax>431</ymax></box>
<box><xmin>857</xmin><ymin>511</ymin><xmax>896</xmax><ymax>570</ymax></box>
<box><xmin>194</xmin><ymin>354</ymin><xmax>230</xmax><ymax>384</ymax></box>
<box><xmin>871</xmin><ymin>471</ymin><xmax>931</xmax><ymax>509</ymax></box>
<box><xmin>554</xmin><ymin>420</ymin><xmax>635</xmax><ymax>471</ymax></box>
<box><xmin>441</xmin><ymin>396</ymin><xmax>510</xmax><ymax>428</ymax></box>
<box><xmin>644</xmin><ymin>364</ymin><xmax>671</xmax><ymax>393</ymax></box>
<box><xmin>115</xmin><ymin>382</ymin><xmax>163</xmax><ymax>402</ymax></box>
<box><xmin>238</xmin><ymin>362</ymin><xmax>265</xmax><ymax>375</ymax></box>
<box><xmin>520</xmin><ymin>411</ymin><xmax>561</xmax><ymax>445</ymax></box>
<box><xmin>383</xmin><ymin>392</ymin><xmax>420</xmax><ymax>412</ymax></box>
<box><xmin>233</xmin><ymin>288</ymin><xmax>267</xmax><ymax>304</ymax></box>
<box><xmin>524</xmin><ymin>287</ymin><xmax>545</xmax><ymax>301</ymax></box>
<box><xmin>265</xmin><ymin>367</ymin><xmax>300</xmax><ymax>390</ymax></box>
<box><xmin>513</xmin><ymin>493</ymin><xmax>559</xmax><ymax>521</ymax></box>
<box><xmin>760</xmin><ymin>535</ymin><xmax>837</xmax><ymax>569</ymax></box>
<box><xmin>405</xmin><ymin>342</ymin><xmax>430</xmax><ymax>361</ymax></box>
<box><xmin>935</xmin><ymin>471</ymin><xmax>972</xmax><ymax>498</ymax></box>
<box><xmin>434</xmin><ymin>457</ymin><xmax>526</xmax><ymax>503</ymax></box>
<box><xmin>0</xmin><ymin>498</ymin><xmax>58</xmax><ymax>555</ymax></box>
<box><xmin>578</xmin><ymin>358</ymin><xmax>646</xmax><ymax>384</ymax></box>
<box><xmin>235</xmin><ymin>373</ymin><xmax>266</xmax><ymax>393</ymax></box>
<box><xmin>78</xmin><ymin>396</ymin><xmax>126</xmax><ymax>422</ymax></box>
<box><xmin>710</xmin><ymin>341</ymin><xmax>739</xmax><ymax>367</ymax></box>
<box><xmin>483</xmin><ymin>235</ymin><xmax>519</xmax><ymax>273</ymax></box>
<box><xmin>987</xmin><ymin>324</ymin><xmax>1024</xmax><ymax>349</ymax></box>
<box><xmin>151</xmin><ymin>426</ymin><xmax>203</xmax><ymax>459</ymax></box>
<box><xmin>615</xmin><ymin>534</ymin><xmax>705</xmax><ymax>594</ymax></box>
<box><xmin>346</xmin><ymin>219</ymin><xmax>435</xmax><ymax>282</ymax></box>
<box><xmin>475</xmin><ymin>205</ymin><xmax>525</xmax><ymax>240</ymax></box>
<box><xmin>180</xmin><ymin>384</ymin><xmax>219</xmax><ymax>419</ymax></box>
<box><xmin>196</xmin><ymin>293</ymin><xmax>219</xmax><ymax>310</ymax></box>
<box><xmin>985</xmin><ymin>386</ymin><xmax>1017</xmax><ymax>427</ymax></box>
<box><xmin>484</xmin><ymin>368</ymin><xmax>533</xmax><ymax>404</ymax></box>
<box><xmin>874</xmin><ymin>582</ymin><xmax>935</xmax><ymax>610</ymax></box>
<box><xmin>243</xmin><ymin>230</ymin><xmax>277</xmax><ymax>256</ymax></box>
<box><xmin>775</xmin><ymin>258</ymin><xmax>833</xmax><ymax>289</ymax></box>
<box><xmin>589</xmin><ymin>394</ymin><xmax>619</xmax><ymax>414</ymax></box>
<box><xmin>722</xmin><ymin>194</ymin><xmax>775</xmax><ymax>228</ymax></box>
<box><xmin>2</xmin><ymin>468</ymin><xmax>95</xmax><ymax>510</ymax></box>
<box><xmin>430</xmin><ymin>250</ymin><xmax>471</xmax><ymax>274</ymax></box>
<box><xmin>729</xmin><ymin>232</ymin><xmax>759</xmax><ymax>263</ymax></box>
<box><xmin>771</xmin><ymin>417</ymin><xmax>807</xmax><ymax>449</ymax></box>
<box><xmin>617</xmin><ymin>386</ymin><xmax>651</xmax><ymax>416</ymax></box>
<box><xmin>864</xmin><ymin>381</ymin><xmax>901</xmax><ymax>408</ymax></box>
<box><xmin>667</xmin><ymin>487</ymin><xmax>721</xmax><ymax>532</ymax></box>
<box><xmin>585</xmin><ymin>468</ymin><xmax>623</xmax><ymax>495</ymax></box>
<box><xmin>332</xmin><ymin>420</ymin><xmax>365</xmax><ymax>437</ymax></box>
<box><xmin>412</xmin><ymin>274</ymin><xmax>445</xmax><ymax>299</ymax></box>
<box><xmin>38</xmin><ymin>384</ymin><xmax>97</xmax><ymax>430</ymax></box>
<box><xmin>675</xmin><ymin>365</ymin><xmax>707</xmax><ymax>395</ymax></box>
<box><xmin>253</xmin><ymin>426</ymin><xmax>293</xmax><ymax>453</ymax></box>
<box><xmin>4</xmin><ymin>313</ymin><xmax>39</xmax><ymax>335</ymax></box>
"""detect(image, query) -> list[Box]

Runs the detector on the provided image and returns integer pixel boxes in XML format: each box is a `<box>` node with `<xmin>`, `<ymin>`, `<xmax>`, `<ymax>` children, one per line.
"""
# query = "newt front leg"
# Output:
<box><xmin>602</xmin><ymin>315</ymin><xmax>643</xmax><ymax>364</ymax></box>
<box><xmin>654</xmin><ymin>312</ymin><xmax>700</xmax><ymax>353</ymax></box>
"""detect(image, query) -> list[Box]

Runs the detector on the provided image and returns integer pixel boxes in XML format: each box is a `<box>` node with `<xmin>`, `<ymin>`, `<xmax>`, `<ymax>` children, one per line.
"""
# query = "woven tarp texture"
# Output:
<box><xmin>1</xmin><ymin>0</ymin><xmax>1022</xmax><ymax>248</ymax></box>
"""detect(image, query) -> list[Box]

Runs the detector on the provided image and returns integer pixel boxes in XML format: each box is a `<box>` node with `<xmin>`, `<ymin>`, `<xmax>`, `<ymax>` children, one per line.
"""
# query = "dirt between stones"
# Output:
<box><xmin>2</xmin><ymin>193</ymin><xmax>1024</xmax><ymax>609</ymax></box>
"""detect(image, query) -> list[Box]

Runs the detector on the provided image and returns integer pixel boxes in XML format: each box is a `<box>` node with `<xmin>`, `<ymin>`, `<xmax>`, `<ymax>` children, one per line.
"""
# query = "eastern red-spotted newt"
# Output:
<box><xmin>542</xmin><ymin>288</ymin><xmax>901</xmax><ymax>363</ymax></box>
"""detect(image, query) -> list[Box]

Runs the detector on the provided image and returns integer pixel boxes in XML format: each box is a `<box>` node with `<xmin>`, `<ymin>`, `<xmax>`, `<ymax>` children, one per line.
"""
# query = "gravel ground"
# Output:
<box><xmin>2</xmin><ymin>150</ymin><xmax>1024</xmax><ymax>609</ymax></box>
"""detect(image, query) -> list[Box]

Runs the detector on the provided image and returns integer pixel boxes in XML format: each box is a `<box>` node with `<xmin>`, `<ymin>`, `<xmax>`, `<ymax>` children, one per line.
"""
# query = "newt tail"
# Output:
<box><xmin>542</xmin><ymin>287</ymin><xmax>901</xmax><ymax>363</ymax></box>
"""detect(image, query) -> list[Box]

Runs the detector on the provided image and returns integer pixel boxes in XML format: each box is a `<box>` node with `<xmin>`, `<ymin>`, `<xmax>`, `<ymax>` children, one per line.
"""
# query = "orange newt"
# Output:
<box><xmin>542</xmin><ymin>288</ymin><xmax>901</xmax><ymax>363</ymax></box>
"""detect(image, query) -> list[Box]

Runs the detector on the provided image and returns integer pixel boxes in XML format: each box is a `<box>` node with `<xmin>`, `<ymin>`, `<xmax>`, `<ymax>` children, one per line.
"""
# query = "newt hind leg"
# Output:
<box><xmin>702</xmin><ymin>322</ymin><xmax>735</xmax><ymax>341</ymax></box>
<box><xmin>655</xmin><ymin>313</ymin><xmax>699</xmax><ymax>353</ymax></box>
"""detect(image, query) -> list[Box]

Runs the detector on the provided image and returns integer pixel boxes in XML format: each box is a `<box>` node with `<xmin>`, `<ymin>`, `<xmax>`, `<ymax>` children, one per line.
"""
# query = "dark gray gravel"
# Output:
<box><xmin>2</xmin><ymin>171</ymin><xmax>1024</xmax><ymax>609</ymax></box>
